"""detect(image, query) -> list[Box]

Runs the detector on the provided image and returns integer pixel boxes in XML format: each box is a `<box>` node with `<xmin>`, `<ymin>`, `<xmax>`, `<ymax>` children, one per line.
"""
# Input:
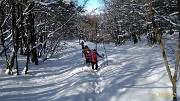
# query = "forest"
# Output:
<box><xmin>0</xmin><ymin>0</ymin><xmax>180</xmax><ymax>101</ymax></box>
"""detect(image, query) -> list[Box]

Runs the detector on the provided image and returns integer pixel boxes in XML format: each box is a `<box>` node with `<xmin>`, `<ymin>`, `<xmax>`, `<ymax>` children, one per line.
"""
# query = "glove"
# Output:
<box><xmin>102</xmin><ymin>53</ymin><xmax>105</xmax><ymax>58</ymax></box>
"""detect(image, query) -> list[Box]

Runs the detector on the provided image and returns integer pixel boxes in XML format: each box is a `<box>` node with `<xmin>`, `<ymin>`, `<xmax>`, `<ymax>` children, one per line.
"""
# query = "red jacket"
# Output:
<box><xmin>91</xmin><ymin>52</ymin><xmax>98</xmax><ymax>62</ymax></box>
<box><xmin>85</xmin><ymin>49</ymin><xmax>91</xmax><ymax>58</ymax></box>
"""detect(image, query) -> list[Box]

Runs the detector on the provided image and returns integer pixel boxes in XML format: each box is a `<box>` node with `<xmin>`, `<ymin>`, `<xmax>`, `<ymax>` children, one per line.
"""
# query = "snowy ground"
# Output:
<box><xmin>0</xmin><ymin>40</ymin><xmax>180</xmax><ymax>101</ymax></box>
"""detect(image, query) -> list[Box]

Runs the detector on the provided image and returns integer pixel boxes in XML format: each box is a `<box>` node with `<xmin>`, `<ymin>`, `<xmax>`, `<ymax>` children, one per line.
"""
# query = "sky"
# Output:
<box><xmin>77</xmin><ymin>0</ymin><xmax>104</xmax><ymax>14</ymax></box>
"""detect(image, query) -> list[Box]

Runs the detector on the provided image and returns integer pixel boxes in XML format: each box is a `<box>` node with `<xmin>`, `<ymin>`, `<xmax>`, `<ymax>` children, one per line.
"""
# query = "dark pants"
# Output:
<box><xmin>92</xmin><ymin>62</ymin><xmax>98</xmax><ymax>70</ymax></box>
<box><xmin>86</xmin><ymin>57</ymin><xmax>91</xmax><ymax>64</ymax></box>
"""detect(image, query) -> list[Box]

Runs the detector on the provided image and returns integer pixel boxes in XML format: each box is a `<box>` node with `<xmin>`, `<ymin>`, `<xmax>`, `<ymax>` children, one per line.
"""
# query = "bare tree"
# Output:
<box><xmin>102</xmin><ymin>0</ymin><xmax>147</xmax><ymax>45</ymax></box>
<box><xmin>0</xmin><ymin>0</ymin><xmax>89</xmax><ymax>75</ymax></box>
<box><xmin>146</xmin><ymin>0</ymin><xmax>179</xmax><ymax>100</ymax></box>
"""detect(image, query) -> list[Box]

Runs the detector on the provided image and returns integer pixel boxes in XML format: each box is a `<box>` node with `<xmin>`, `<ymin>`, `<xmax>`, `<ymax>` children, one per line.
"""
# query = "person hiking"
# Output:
<box><xmin>81</xmin><ymin>41</ymin><xmax>85</xmax><ymax>57</ymax></box>
<box><xmin>91</xmin><ymin>49</ymin><xmax>103</xmax><ymax>70</ymax></box>
<box><xmin>84</xmin><ymin>46</ymin><xmax>91</xmax><ymax>64</ymax></box>
<box><xmin>81</xmin><ymin>41</ymin><xmax>85</xmax><ymax>50</ymax></box>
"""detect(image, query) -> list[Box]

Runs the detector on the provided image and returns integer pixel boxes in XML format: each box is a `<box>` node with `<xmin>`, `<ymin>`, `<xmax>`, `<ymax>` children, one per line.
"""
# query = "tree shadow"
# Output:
<box><xmin>94</xmin><ymin>44</ymin><xmax>176</xmax><ymax>101</ymax></box>
<box><xmin>0</xmin><ymin>43</ymin><xmax>178</xmax><ymax>101</ymax></box>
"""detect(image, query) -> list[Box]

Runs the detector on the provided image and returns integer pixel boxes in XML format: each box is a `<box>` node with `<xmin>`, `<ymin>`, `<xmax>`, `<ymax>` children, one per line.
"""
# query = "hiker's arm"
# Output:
<box><xmin>97</xmin><ymin>53</ymin><xmax>102</xmax><ymax>58</ymax></box>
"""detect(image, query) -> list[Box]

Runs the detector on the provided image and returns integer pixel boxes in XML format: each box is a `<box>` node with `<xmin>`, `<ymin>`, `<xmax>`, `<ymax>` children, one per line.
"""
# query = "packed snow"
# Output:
<box><xmin>0</xmin><ymin>40</ymin><xmax>180</xmax><ymax>101</ymax></box>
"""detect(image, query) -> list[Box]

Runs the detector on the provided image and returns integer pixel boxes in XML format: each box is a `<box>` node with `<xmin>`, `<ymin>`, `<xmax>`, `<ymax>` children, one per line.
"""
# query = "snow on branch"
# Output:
<box><xmin>42</xmin><ymin>0</ymin><xmax>89</xmax><ymax>61</ymax></box>
<box><xmin>36</xmin><ymin>1</ymin><xmax>53</xmax><ymax>6</ymax></box>
<box><xmin>47</xmin><ymin>0</ymin><xmax>88</xmax><ymax>37</ymax></box>
<box><xmin>153</xmin><ymin>8</ymin><xmax>180</xmax><ymax>27</ymax></box>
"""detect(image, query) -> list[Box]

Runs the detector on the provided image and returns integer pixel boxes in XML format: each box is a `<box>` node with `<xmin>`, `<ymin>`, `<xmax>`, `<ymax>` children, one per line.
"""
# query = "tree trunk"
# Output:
<box><xmin>172</xmin><ymin>82</ymin><xmax>177</xmax><ymax>101</ymax></box>
<box><xmin>0</xmin><ymin>5</ymin><xmax>10</xmax><ymax>70</ymax></box>
<box><xmin>28</xmin><ymin>2</ymin><xmax>38</xmax><ymax>65</ymax></box>
<box><xmin>173</xmin><ymin>0</ymin><xmax>180</xmax><ymax>100</ymax></box>
<box><xmin>9</xmin><ymin>2</ymin><xmax>17</xmax><ymax>75</ymax></box>
<box><xmin>24</xmin><ymin>47</ymin><xmax>30</xmax><ymax>74</ymax></box>
<box><xmin>146</xmin><ymin>0</ymin><xmax>179</xmax><ymax>101</ymax></box>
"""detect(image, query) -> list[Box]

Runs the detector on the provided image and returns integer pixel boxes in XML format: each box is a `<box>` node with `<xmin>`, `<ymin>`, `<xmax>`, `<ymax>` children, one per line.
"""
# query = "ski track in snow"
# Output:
<box><xmin>0</xmin><ymin>41</ymin><xmax>180</xmax><ymax>101</ymax></box>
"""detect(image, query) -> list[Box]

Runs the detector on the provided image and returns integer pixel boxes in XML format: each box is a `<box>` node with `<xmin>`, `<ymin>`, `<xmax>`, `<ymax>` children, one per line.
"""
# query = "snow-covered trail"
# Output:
<box><xmin>0</xmin><ymin>41</ymin><xmax>103</xmax><ymax>101</ymax></box>
<box><xmin>96</xmin><ymin>44</ymin><xmax>175</xmax><ymax>101</ymax></box>
<box><xmin>0</xmin><ymin>41</ymin><xmax>180</xmax><ymax>101</ymax></box>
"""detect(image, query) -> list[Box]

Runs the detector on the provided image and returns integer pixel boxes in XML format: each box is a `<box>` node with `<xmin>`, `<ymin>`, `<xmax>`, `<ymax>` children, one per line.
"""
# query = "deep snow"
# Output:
<box><xmin>0</xmin><ymin>40</ymin><xmax>180</xmax><ymax>101</ymax></box>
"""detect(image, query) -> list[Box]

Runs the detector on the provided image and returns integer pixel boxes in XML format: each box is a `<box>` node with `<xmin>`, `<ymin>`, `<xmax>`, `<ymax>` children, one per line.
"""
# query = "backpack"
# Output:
<box><xmin>91</xmin><ymin>52</ymin><xmax>97</xmax><ymax>62</ymax></box>
<box><xmin>85</xmin><ymin>49</ymin><xmax>91</xmax><ymax>58</ymax></box>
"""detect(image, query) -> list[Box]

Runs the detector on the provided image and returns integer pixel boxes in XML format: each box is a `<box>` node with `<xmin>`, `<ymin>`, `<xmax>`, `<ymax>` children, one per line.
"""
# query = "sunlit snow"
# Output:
<box><xmin>0</xmin><ymin>40</ymin><xmax>180</xmax><ymax>101</ymax></box>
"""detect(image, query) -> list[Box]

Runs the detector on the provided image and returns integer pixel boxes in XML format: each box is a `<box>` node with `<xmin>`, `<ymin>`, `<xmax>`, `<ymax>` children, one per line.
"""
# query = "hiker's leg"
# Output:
<box><xmin>88</xmin><ymin>58</ymin><xmax>91</xmax><ymax>64</ymax></box>
<box><xmin>95</xmin><ymin>62</ymin><xmax>98</xmax><ymax>70</ymax></box>
<box><xmin>92</xmin><ymin>62</ymin><xmax>94</xmax><ymax>70</ymax></box>
<box><xmin>86</xmin><ymin>58</ymin><xmax>88</xmax><ymax>64</ymax></box>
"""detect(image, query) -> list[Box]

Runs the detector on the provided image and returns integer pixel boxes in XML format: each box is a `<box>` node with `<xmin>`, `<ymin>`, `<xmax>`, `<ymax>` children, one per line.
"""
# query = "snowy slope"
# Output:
<box><xmin>0</xmin><ymin>40</ymin><xmax>180</xmax><ymax>101</ymax></box>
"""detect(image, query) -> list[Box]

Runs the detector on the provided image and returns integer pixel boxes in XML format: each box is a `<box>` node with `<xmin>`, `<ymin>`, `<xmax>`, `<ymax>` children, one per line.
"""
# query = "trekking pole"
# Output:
<box><xmin>178</xmin><ymin>66</ymin><xmax>180</xmax><ymax>85</ymax></box>
<box><xmin>103</xmin><ymin>41</ymin><xmax>108</xmax><ymax>66</ymax></box>
<box><xmin>82</xmin><ymin>50</ymin><xmax>83</xmax><ymax>58</ymax></box>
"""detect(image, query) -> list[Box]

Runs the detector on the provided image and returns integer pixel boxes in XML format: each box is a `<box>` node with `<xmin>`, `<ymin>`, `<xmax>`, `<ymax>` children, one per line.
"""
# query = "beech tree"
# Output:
<box><xmin>102</xmin><ymin>0</ymin><xmax>179</xmax><ymax>100</ymax></box>
<box><xmin>102</xmin><ymin>0</ymin><xmax>147</xmax><ymax>45</ymax></box>
<box><xmin>0</xmin><ymin>0</ymin><xmax>87</xmax><ymax>75</ymax></box>
<box><xmin>146</xmin><ymin>0</ymin><xmax>179</xmax><ymax>100</ymax></box>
